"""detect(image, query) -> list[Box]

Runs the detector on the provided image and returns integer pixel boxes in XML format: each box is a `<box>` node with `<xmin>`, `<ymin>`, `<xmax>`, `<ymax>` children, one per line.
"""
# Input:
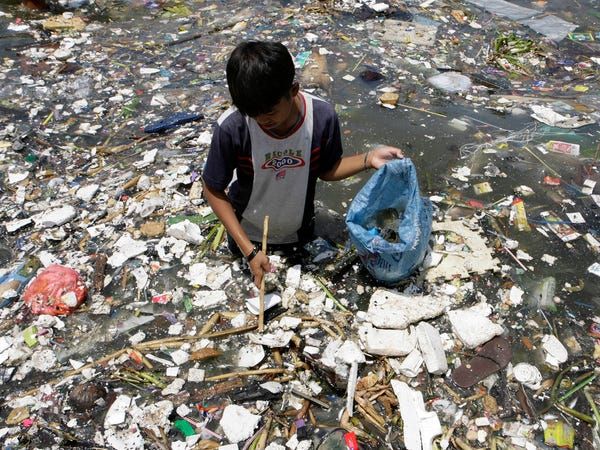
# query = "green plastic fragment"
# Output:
<box><xmin>23</xmin><ymin>326</ymin><xmax>38</xmax><ymax>347</ymax></box>
<box><xmin>183</xmin><ymin>297</ymin><xmax>193</xmax><ymax>313</ymax></box>
<box><xmin>174</xmin><ymin>419</ymin><xmax>196</xmax><ymax>437</ymax></box>
<box><xmin>167</xmin><ymin>213</ymin><xmax>217</xmax><ymax>226</ymax></box>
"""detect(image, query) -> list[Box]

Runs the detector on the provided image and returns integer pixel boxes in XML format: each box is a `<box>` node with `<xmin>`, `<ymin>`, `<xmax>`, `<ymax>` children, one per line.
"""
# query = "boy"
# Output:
<box><xmin>202</xmin><ymin>41</ymin><xmax>404</xmax><ymax>287</ymax></box>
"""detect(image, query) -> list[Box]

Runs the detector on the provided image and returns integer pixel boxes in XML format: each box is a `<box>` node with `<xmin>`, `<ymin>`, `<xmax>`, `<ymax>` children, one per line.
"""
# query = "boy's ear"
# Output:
<box><xmin>290</xmin><ymin>82</ymin><xmax>300</xmax><ymax>96</ymax></box>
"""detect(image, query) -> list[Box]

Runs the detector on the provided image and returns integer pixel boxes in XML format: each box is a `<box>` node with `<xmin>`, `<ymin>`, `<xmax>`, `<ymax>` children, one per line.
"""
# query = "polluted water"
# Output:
<box><xmin>0</xmin><ymin>0</ymin><xmax>599</xmax><ymax>449</ymax></box>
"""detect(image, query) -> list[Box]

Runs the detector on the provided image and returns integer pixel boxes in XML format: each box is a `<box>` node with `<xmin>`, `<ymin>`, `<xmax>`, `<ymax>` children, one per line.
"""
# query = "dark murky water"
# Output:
<box><xmin>0</xmin><ymin>0</ymin><xmax>599</xmax><ymax>446</ymax></box>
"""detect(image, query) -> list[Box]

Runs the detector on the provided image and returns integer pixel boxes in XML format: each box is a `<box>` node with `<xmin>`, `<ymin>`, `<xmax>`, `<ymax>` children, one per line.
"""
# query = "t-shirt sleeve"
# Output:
<box><xmin>318</xmin><ymin>109</ymin><xmax>343</xmax><ymax>175</ymax></box>
<box><xmin>202</xmin><ymin>123</ymin><xmax>236</xmax><ymax>191</ymax></box>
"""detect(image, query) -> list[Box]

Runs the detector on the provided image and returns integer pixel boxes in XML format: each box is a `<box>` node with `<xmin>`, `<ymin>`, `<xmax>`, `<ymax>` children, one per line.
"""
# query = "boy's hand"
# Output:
<box><xmin>249</xmin><ymin>251</ymin><xmax>272</xmax><ymax>288</ymax></box>
<box><xmin>367</xmin><ymin>145</ymin><xmax>404</xmax><ymax>170</ymax></box>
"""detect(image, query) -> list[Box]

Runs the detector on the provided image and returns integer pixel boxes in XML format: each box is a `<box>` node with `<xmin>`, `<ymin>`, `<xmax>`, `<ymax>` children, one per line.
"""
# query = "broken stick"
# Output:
<box><xmin>258</xmin><ymin>215</ymin><xmax>269</xmax><ymax>332</ymax></box>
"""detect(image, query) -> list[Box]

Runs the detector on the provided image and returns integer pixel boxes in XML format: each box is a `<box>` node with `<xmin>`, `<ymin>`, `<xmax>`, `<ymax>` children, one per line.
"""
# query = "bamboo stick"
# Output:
<box><xmin>397</xmin><ymin>102</ymin><xmax>446</xmax><ymax>118</ymax></box>
<box><xmin>258</xmin><ymin>215</ymin><xmax>269</xmax><ymax>333</ymax></box>
<box><xmin>199</xmin><ymin>312</ymin><xmax>221</xmax><ymax>335</ymax></box>
<box><xmin>204</xmin><ymin>368</ymin><xmax>289</xmax><ymax>382</ymax></box>
<box><xmin>255</xmin><ymin>416</ymin><xmax>272</xmax><ymax>450</ymax></box>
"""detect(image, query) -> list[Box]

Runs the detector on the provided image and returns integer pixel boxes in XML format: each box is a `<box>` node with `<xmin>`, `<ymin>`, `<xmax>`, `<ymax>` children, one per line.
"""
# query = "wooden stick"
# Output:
<box><xmin>397</xmin><ymin>102</ymin><xmax>446</xmax><ymax>118</ymax></box>
<box><xmin>204</xmin><ymin>368</ymin><xmax>289</xmax><ymax>382</ymax></box>
<box><xmin>121</xmin><ymin>174</ymin><xmax>141</xmax><ymax>190</ymax></box>
<box><xmin>258</xmin><ymin>215</ymin><xmax>269</xmax><ymax>333</ymax></box>
<box><xmin>291</xmin><ymin>387</ymin><xmax>331</xmax><ymax>410</ymax></box>
<box><xmin>522</xmin><ymin>146</ymin><xmax>561</xmax><ymax>177</ymax></box>
<box><xmin>203</xmin><ymin>324</ymin><xmax>257</xmax><ymax>339</ymax></box>
<box><xmin>256</xmin><ymin>416</ymin><xmax>272</xmax><ymax>450</ymax></box>
<box><xmin>272</xmin><ymin>350</ymin><xmax>283</xmax><ymax>367</ymax></box>
<box><xmin>199</xmin><ymin>312</ymin><xmax>221</xmax><ymax>335</ymax></box>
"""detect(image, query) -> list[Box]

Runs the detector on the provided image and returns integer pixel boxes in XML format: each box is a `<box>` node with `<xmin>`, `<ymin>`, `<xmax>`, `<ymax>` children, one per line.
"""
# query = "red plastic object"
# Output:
<box><xmin>344</xmin><ymin>431</ymin><xmax>359</xmax><ymax>450</ymax></box>
<box><xmin>465</xmin><ymin>199</ymin><xmax>485</xmax><ymax>209</ymax></box>
<box><xmin>543</xmin><ymin>176</ymin><xmax>561</xmax><ymax>186</ymax></box>
<box><xmin>589</xmin><ymin>323</ymin><xmax>600</xmax><ymax>339</ymax></box>
<box><xmin>22</xmin><ymin>264</ymin><xmax>87</xmax><ymax>316</ymax></box>
<box><xmin>151</xmin><ymin>293</ymin><xmax>171</xmax><ymax>304</ymax></box>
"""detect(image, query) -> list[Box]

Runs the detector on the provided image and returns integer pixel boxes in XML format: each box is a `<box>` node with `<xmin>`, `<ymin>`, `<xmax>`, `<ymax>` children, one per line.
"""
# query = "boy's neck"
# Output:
<box><xmin>271</xmin><ymin>93</ymin><xmax>303</xmax><ymax>137</ymax></box>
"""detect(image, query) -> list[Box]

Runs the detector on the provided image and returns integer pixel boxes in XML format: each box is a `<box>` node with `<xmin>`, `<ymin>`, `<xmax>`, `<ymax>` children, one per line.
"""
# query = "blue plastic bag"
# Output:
<box><xmin>144</xmin><ymin>112</ymin><xmax>203</xmax><ymax>134</ymax></box>
<box><xmin>345</xmin><ymin>158</ymin><xmax>432</xmax><ymax>284</ymax></box>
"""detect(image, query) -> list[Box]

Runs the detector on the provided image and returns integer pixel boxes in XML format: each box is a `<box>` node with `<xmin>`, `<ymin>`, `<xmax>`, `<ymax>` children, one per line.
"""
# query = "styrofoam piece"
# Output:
<box><xmin>219</xmin><ymin>405</ymin><xmax>261</xmax><ymax>444</ymax></box>
<box><xmin>237</xmin><ymin>344</ymin><xmax>265</xmax><ymax>368</ymax></box>
<box><xmin>391</xmin><ymin>380</ymin><xmax>442</xmax><ymax>450</ymax></box>
<box><xmin>419</xmin><ymin>411</ymin><xmax>443</xmax><ymax>450</ymax></box>
<box><xmin>542</xmin><ymin>334</ymin><xmax>568</xmax><ymax>368</ymax></box>
<box><xmin>320</xmin><ymin>339</ymin><xmax>343</xmax><ymax>369</ymax></box>
<box><xmin>426</xmin><ymin>221</ymin><xmax>500</xmax><ymax>281</ymax></box>
<box><xmin>415</xmin><ymin>322</ymin><xmax>447</xmax><ymax>375</ymax></box>
<box><xmin>161</xmin><ymin>378</ymin><xmax>184</xmax><ymax>396</ymax></box>
<box><xmin>366</xmin><ymin>289</ymin><xmax>448</xmax><ymax>329</ymax></box>
<box><xmin>265</xmin><ymin>444</ymin><xmax>286</xmax><ymax>450</ymax></box>
<box><xmin>398</xmin><ymin>348</ymin><xmax>423</xmax><ymax>377</ymax></box>
<box><xmin>166</xmin><ymin>367</ymin><xmax>179</xmax><ymax>377</ymax></box>
<box><xmin>166</xmin><ymin>220</ymin><xmax>203</xmax><ymax>245</ymax></box>
<box><xmin>279</xmin><ymin>316</ymin><xmax>302</xmax><ymax>330</ymax></box>
<box><xmin>132</xmin><ymin>400</ymin><xmax>173</xmax><ymax>435</ymax></box>
<box><xmin>246</xmin><ymin>292</ymin><xmax>282</xmax><ymax>315</ymax></box>
<box><xmin>427</xmin><ymin>72</ymin><xmax>472</xmax><ymax>93</ymax></box>
<box><xmin>104</xmin><ymin>395</ymin><xmax>131</xmax><ymax>427</ymax></box>
<box><xmin>192</xmin><ymin>289</ymin><xmax>228</xmax><ymax>309</ymax></box>
<box><xmin>260</xmin><ymin>381</ymin><xmax>284</xmax><ymax>394</ymax></box>
<box><xmin>5</xmin><ymin>217</ymin><xmax>32</xmax><ymax>233</ymax></box>
<box><xmin>107</xmin><ymin>234</ymin><xmax>148</xmax><ymax>267</ymax></box>
<box><xmin>512</xmin><ymin>363</ymin><xmax>542</xmax><ymax>389</ymax></box>
<box><xmin>33</xmin><ymin>205</ymin><xmax>77</xmax><ymax>228</ymax></box>
<box><xmin>170</xmin><ymin>350</ymin><xmax>189</xmax><ymax>366</ymax></box>
<box><xmin>392</xmin><ymin>380</ymin><xmax>421</xmax><ymax>450</ymax></box>
<box><xmin>346</xmin><ymin>362</ymin><xmax>358</xmax><ymax>417</ymax></box>
<box><xmin>249</xmin><ymin>330</ymin><xmax>294</xmax><ymax>348</ymax></box>
<box><xmin>76</xmin><ymin>184</ymin><xmax>99</xmax><ymax>202</ymax></box>
<box><xmin>104</xmin><ymin>424</ymin><xmax>144</xmax><ymax>450</ymax></box>
<box><xmin>187</xmin><ymin>368</ymin><xmax>205</xmax><ymax>382</ymax></box>
<box><xmin>285</xmin><ymin>264</ymin><xmax>302</xmax><ymax>288</ymax></box>
<box><xmin>335</xmin><ymin>340</ymin><xmax>366</xmax><ymax>365</ymax></box>
<box><xmin>447</xmin><ymin>305</ymin><xmax>504</xmax><ymax>349</ymax></box>
<box><xmin>359</xmin><ymin>324</ymin><xmax>416</xmax><ymax>356</ymax></box>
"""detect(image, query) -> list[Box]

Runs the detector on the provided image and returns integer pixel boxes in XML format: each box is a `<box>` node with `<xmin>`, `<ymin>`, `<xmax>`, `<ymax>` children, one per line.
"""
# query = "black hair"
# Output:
<box><xmin>226</xmin><ymin>41</ymin><xmax>295</xmax><ymax>117</ymax></box>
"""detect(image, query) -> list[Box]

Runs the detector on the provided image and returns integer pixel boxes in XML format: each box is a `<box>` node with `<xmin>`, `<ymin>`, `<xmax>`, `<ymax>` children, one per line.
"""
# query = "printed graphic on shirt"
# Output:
<box><xmin>261</xmin><ymin>149</ymin><xmax>306</xmax><ymax>172</ymax></box>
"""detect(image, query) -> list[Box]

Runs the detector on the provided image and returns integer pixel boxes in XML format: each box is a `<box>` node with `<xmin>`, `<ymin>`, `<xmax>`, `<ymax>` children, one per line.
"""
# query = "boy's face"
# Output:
<box><xmin>252</xmin><ymin>83</ymin><xmax>300</xmax><ymax>133</ymax></box>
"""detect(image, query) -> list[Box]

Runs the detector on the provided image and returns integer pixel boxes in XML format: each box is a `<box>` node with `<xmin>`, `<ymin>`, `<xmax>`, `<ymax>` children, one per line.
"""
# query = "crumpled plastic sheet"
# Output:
<box><xmin>465</xmin><ymin>0</ymin><xmax>577</xmax><ymax>41</ymax></box>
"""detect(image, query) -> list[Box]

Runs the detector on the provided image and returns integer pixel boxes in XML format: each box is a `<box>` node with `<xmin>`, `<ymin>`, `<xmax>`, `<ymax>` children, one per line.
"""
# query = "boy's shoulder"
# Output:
<box><xmin>302</xmin><ymin>91</ymin><xmax>338</xmax><ymax>127</ymax></box>
<box><xmin>303</xmin><ymin>91</ymin><xmax>335</xmax><ymax>114</ymax></box>
<box><xmin>216</xmin><ymin>106</ymin><xmax>246</xmax><ymax>130</ymax></box>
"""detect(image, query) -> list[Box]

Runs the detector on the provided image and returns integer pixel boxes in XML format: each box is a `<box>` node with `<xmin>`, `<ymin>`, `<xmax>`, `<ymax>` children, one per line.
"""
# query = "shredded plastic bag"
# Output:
<box><xmin>427</xmin><ymin>72</ymin><xmax>472</xmax><ymax>93</ymax></box>
<box><xmin>22</xmin><ymin>264</ymin><xmax>87</xmax><ymax>316</ymax></box>
<box><xmin>346</xmin><ymin>158</ymin><xmax>432</xmax><ymax>284</ymax></box>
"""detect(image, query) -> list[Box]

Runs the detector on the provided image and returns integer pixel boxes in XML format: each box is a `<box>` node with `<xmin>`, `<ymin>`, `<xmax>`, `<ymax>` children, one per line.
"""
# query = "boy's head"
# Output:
<box><xmin>226</xmin><ymin>41</ymin><xmax>296</xmax><ymax>118</ymax></box>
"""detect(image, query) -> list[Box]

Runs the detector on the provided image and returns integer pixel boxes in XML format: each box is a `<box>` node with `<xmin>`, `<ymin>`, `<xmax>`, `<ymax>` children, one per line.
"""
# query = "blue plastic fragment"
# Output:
<box><xmin>0</xmin><ymin>260</ymin><xmax>37</xmax><ymax>308</ymax></box>
<box><xmin>144</xmin><ymin>112</ymin><xmax>203</xmax><ymax>134</ymax></box>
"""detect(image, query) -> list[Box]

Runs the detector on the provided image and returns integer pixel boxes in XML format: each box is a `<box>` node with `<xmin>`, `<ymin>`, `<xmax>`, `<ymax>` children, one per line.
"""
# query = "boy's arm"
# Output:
<box><xmin>203</xmin><ymin>184</ymin><xmax>271</xmax><ymax>287</ymax></box>
<box><xmin>319</xmin><ymin>145</ymin><xmax>404</xmax><ymax>181</ymax></box>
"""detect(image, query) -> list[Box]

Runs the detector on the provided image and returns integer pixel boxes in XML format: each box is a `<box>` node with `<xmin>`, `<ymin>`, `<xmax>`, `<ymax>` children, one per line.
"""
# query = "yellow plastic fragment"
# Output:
<box><xmin>544</xmin><ymin>421</ymin><xmax>575</xmax><ymax>449</ymax></box>
<box><xmin>42</xmin><ymin>16</ymin><xmax>86</xmax><ymax>32</ymax></box>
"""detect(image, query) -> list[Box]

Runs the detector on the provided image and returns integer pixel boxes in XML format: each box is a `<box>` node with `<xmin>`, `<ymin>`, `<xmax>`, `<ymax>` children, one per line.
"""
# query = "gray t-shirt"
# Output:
<box><xmin>202</xmin><ymin>92</ymin><xmax>343</xmax><ymax>244</ymax></box>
